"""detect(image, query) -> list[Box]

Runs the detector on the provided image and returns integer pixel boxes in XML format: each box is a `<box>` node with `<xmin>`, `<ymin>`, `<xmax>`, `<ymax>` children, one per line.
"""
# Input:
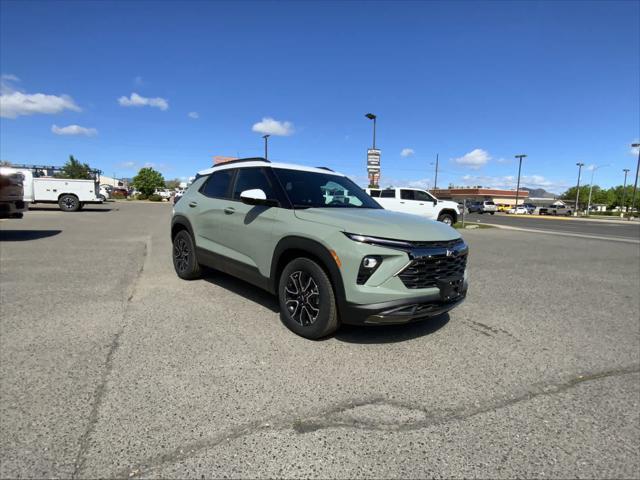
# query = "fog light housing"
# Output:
<box><xmin>357</xmin><ymin>255</ymin><xmax>382</xmax><ymax>285</ymax></box>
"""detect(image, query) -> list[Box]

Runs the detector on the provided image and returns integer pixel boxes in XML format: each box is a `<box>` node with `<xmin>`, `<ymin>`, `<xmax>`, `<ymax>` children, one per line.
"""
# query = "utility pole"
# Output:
<box><xmin>574</xmin><ymin>163</ymin><xmax>585</xmax><ymax>216</ymax></box>
<box><xmin>621</xmin><ymin>168</ymin><xmax>630</xmax><ymax>217</ymax></box>
<box><xmin>514</xmin><ymin>154</ymin><xmax>527</xmax><ymax>209</ymax></box>
<box><xmin>262</xmin><ymin>135</ymin><xmax>270</xmax><ymax>160</ymax></box>
<box><xmin>433</xmin><ymin>153</ymin><xmax>439</xmax><ymax>190</ymax></box>
<box><xmin>631</xmin><ymin>143</ymin><xmax>640</xmax><ymax>218</ymax></box>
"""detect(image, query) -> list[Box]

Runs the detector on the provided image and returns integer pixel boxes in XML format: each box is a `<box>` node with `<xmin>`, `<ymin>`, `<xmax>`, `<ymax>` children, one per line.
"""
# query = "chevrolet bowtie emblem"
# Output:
<box><xmin>446</xmin><ymin>249</ymin><xmax>455</xmax><ymax>257</ymax></box>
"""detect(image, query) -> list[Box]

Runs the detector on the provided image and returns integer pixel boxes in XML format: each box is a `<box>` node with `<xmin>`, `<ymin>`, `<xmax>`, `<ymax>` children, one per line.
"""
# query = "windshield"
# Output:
<box><xmin>273</xmin><ymin>168</ymin><xmax>382</xmax><ymax>209</ymax></box>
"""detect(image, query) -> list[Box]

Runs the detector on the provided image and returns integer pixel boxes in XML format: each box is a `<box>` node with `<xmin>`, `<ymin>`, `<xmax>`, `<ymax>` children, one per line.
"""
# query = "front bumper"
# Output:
<box><xmin>340</xmin><ymin>283</ymin><xmax>468</xmax><ymax>325</ymax></box>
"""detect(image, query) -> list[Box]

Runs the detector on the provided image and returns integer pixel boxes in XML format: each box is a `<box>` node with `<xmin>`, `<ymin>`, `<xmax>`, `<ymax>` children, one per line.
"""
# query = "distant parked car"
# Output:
<box><xmin>468</xmin><ymin>201</ymin><xmax>497</xmax><ymax>214</ymax></box>
<box><xmin>111</xmin><ymin>188</ymin><xmax>129</xmax><ymax>198</ymax></box>
<box><xmin>98</xmin><ymin>186</ymin><xmax>111</xmax><ymax>201</ymax></box>
<box><xmin>496</xmin><ymin>203</ymin><xmax>511</xmax><ymax>212</ymax></box>
<box><xmin>155</xmin><ymin>188</ymin><xmax>172</xmax><ymax>199</ymax></box>
<box><xmin>539</xmin><ymin>205</ymin><xmax>572</xmax><ymax>216</ymax></box>
<box><xmin>522</xmin><ymin>203</ymin><xmax>537</xmax><ymax>214</ymax></box>
<box><xmin>507</xmin><ymin>206</ymin><xmax>528</xmax><ymax>215</ymax></box>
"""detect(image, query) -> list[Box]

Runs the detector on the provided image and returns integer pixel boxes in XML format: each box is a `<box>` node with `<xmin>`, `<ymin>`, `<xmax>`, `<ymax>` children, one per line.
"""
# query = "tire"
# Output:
<box><xmin>172</xmin><ymin>230</ymin><xmax>201</xmax><ymax>280</ymax></box>
<box><xmin>437</xmin><ymin>213</ymin><xmax>454</xmax><ymax>226</ymax></box>
<box><xmin>278</xmin><ymin>257</ymin><xmax>338</xmax><ymax>339</ymax></box>
<box><xmin>99</xmin><ymin>194</ymin><xmax>106</xmax><ymax>202</ymax></box>
<box><xmin>58</xmin><ymin>194</ymin><xmax>80</xmax><ymax>212</ymax></box>
<box><xmin>490</xmin><ymin>212</ymin><xmax>495</xmax><ymax>215</ymax></box>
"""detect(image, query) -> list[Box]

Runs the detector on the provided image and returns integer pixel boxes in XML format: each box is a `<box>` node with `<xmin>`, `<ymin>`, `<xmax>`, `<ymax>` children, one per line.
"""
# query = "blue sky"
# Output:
<box><xmin>1</xmin><ymin>0</ymin><xmax>638</xmax><ymax>193</ymax></box>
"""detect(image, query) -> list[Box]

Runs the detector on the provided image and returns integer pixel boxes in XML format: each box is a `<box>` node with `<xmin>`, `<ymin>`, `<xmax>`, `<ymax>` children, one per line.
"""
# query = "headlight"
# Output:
<box><xmin>343</xmin><ymin>232</ymin><xmax>412</xmax><ymax>250</ymax></box>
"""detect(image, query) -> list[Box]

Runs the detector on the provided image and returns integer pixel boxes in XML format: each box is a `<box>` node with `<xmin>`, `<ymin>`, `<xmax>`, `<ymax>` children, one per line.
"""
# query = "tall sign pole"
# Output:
<box><xmin>434</xmin><ymin>153</ymin><xmax>439</xmax><ymax>190</ymax></box>
<box><xmin>365</xmin><ymin>113</ymin><xmax>379</xmax><ymax>188</ymax></box>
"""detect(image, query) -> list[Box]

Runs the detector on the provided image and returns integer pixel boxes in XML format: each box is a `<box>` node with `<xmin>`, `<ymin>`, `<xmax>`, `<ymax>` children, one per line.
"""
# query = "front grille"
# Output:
<box><xmin>398</xmin><ymin>252</ymin><xmax>467</xmax><ymax>289</ymax></box>
<box><xmin>410</xmin><ymin>238</ymin><xmax>465</xmax><ymax>249</ymax></box>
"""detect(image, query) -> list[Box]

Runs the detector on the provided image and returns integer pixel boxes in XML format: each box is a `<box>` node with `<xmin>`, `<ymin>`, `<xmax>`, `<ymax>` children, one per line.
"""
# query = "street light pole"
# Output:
<box><xmin>434</xmin><ymin>153</ymin><xmax>439</xmax><ymax>190</ymax></box>
<box><xmin>365</xmin><ymin>113</ymin><xmax>377</xmax><ymax>149</ymax></box>
<box><xmin>514</xmin><ymin>154</ymin><xmax>527</xmax><ymax>209</ymax></box>
<box><xmin>262</xmin><ymin>134</ymin><xmax>270</xmax><ymax>160</ymax></box>
<box><xmin>631</xmin><ymin>143</ymin><xmax>640</xmax><ymax>218</ymax></box>
<box><xmin>574</xmin><ymin>162</ymin><xmax>585</xmax><ymax>216</ymax></box>
<box><xmin>621</xmin><ymin>168</ymin><xmax>630</xmax><ymax>217</ymax></box>
<box><xmin>586</xmin><ymin>164</ymin><xmax>608</xmax><ymax>215</ymax></box>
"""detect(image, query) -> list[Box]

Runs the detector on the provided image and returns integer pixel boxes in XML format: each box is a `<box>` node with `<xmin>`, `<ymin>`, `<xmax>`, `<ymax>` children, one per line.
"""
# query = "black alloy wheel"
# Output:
<box><xmin>172</xmin><ymin>230</ymin><xmax>201</xmax><ymax>280</ymax></box>
<box><xmin>278</xmin><ymin>257</ymin><xmax>338</xmax><ymax>339</ymax></box>
<box><xmin>58</xmin><ymin>194</ymin><xmax>80</xmax><ymax>212</ymax></box>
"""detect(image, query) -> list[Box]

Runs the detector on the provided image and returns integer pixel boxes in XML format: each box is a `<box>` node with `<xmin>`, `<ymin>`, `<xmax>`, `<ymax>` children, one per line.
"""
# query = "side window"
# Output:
<box><xmin>381</xmin><ymin>189</ymin><xmax>395</xmax><ymax>198</ymax></box>
<box><xmin>231</xmin><ymin>167</ymin><xmax>276</xmax><ymax>201</ymax></box>
<box><xmin>400</xmin><ymin>189</ymin><xmax>415</xmax><ymax>200</ymax></box>
<box><xmin>369</xmin><ymin>190</ymin><xmax>381</xmax><ymax>197</ymax></box>
<box><xmin>200</xmin><ymin>170</ymin><xmax>234</xmax><ymax>199</ymax></box>
<box><xmin>414</xmin><ymin>190</ymin><xmax>433</xmax><ymax>202</ymax></box>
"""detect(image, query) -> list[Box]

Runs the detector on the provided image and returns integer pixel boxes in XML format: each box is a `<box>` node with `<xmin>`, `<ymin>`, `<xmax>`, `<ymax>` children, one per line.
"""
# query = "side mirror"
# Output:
<box><xmin>240</xmin><ymin>189</ymin><xmax>277</xmax><ymax>206</ymax></box>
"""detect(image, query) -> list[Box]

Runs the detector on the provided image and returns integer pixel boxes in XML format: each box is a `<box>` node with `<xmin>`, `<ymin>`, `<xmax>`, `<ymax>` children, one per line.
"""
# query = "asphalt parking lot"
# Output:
<box><xmin>1</xmin><ymin>202</ymin><xmax>639</xmax><ymax>479</ymax></box>
<box><xmin>465</xmin><ymin>212</ymin><xmax>640</xmax><ymax>242</ymax></box>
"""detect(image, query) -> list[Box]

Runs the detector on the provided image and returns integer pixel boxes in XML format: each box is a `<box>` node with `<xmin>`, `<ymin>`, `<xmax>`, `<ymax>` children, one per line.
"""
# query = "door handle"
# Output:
<box><xmin>400</xmin><ymin>201</ymin><xmax>405</xmax><ymax>204</ymax></box>
<box><xmin>224</xmin><ymin>207</ymin><xmax>235</xmax><ymax>214</ymax></box>
<box><xmin>419</xmin><ymin>203</ymin><xmax>424</xmax><ymax>205</ymax></box>
<box><xmin>188</xmin><ymin>201</ymin><xmax>198</xmax><ymax>208</ymax></box>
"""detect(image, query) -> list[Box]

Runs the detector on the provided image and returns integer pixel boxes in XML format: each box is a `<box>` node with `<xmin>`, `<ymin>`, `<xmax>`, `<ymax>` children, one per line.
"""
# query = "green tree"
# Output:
<box><xmin>57</xmin><ymin>155</ymin><xmax>93</xmax><ymax>179</ymax></box>
<box><xmin>561</xmin><ymin>185</ymin><xmax>593</xmax><ymax>209</ymax></box>
<box><xmin>133</xmin><ymin>167</ymin><xmax>165</xmax><ymax>196</ymax></box>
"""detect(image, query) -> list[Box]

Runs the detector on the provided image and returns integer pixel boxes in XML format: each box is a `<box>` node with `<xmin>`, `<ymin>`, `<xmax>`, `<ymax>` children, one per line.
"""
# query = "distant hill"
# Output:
<box><xmin>521</xmin><ymin>187</ymin><xmax>557</xmax><ymax>198</ymax></box>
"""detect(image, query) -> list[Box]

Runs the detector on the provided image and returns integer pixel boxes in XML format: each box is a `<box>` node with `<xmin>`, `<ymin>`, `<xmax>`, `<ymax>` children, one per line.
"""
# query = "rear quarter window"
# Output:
<box><xmin>200</xmin><ymin>169</ymin><xmax>234</xmax><ymax>199</ymax></box>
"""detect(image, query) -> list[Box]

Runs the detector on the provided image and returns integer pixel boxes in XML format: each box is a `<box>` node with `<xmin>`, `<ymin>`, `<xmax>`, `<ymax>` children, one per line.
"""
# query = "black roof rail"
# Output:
<box><xmin>212</xmin><ymin>157</ymin><xmax>270</xmax><ymax>167</ymax></box>
<box><xmin>316</xmin><ymin>166</ymin><xmax>334</xmax><ymax>172</ymax></box>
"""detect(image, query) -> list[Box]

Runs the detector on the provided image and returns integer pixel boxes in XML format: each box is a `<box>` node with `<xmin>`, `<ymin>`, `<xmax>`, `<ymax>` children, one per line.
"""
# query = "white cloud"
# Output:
<box><xmin>134</xmin><ymin>76</ymin><xmax>144</xmax><ymax>86</ymax></box>
<box><xmin>0</xmin><ymin>75</ymin><xmax>81</xmax><ymax>119</ymax></box>
<box><xmin>118</xmin><ymin>92</ymin><xmax>168</xmax><ymax>111</ymax></box>
<box><xmin>51</xmin><ymin>124</ymin><xmax>97</xmax><ymax>136</ymax></box>
<box><xmin>118</xmin><ymin>161</ymin><xmax>136</xmax><ymax>169</ymax></box>
<box><xmin>407</xmin><ymin>178</ymin><xmax>430</xmax><ymax>189</ymax></box>
<box><xmin>188</xmin><ymin>111</ymin><xmax>199</xmax><ymax>119</ymax></box>
<box><xmin>143</xmin><ymin>162</ymin><xmax>155</xmax><ymax>167</ymax></box>
<box><xmin>400</xmin><ymin>148</ymin><xmax>415</xmax><ymax>157</ymax></box>
<box><xmin>252</xmin><ymin>117</ymin><xmax>294</xmax><ymax>136</ymax></box>
<box><xmin>452</xmin><ymin>148</ymin><xmax>491</xmax><ymax>169</ymax></box>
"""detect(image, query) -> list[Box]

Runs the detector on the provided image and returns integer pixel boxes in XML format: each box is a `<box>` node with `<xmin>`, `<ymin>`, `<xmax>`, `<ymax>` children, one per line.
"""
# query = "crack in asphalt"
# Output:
<box><xmin>116</xmin><ymin>364</ymin><xmax>640</xmax><ymax>479</ymax></box>
<box><xmin>71</xmin><ymin>239</ymin><xmax>149</xmax><ymax>479</ymax></box>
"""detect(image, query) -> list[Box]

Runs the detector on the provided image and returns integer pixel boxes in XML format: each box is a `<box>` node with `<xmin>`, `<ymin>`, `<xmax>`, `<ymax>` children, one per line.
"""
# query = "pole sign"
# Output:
<box><xmin>366</xmin><ymin>149</ymin><xmax>381</xmax><ymax>187</ymax></box>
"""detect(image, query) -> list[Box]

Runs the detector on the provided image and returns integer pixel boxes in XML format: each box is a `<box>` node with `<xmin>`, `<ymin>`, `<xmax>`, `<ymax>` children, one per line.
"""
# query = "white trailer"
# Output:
<box><xmin>18</xmin><ymin>170</ymin><xmax>103</xmax><ymax>212</ymax></box>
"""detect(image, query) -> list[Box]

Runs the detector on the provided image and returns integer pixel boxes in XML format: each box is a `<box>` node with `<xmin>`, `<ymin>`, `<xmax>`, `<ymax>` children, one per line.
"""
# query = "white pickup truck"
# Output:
<box><xmin>0</xmin><ymin>167</ymin><xmax>29</xmax><ymax>218</ymax></box>
<box><xmin>18</xmin><ymin>169</ymin><xmax>104</xmax><ymax>212</ymax></box>
<box><xmin>366</xmin><ymin>187</ymin><xmax>461</xmax><ymax>225</ymax></box>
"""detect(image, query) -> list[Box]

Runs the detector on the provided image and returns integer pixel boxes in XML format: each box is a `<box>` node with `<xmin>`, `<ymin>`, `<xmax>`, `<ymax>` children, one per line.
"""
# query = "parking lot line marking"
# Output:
<box><xmin>472</xmin><ymin>223</ymin><xmax>640</xmax><ymax>244</ymax></box>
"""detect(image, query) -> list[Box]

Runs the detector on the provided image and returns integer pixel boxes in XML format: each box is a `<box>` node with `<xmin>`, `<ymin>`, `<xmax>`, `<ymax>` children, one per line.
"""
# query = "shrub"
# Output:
<box><xmin>148</xmin><ymin>194</ymin><xmax>163</xmax><ymax>202</ymax></box>
<box><xmin>111</xmin><ymin>192</ymin><xmax>126</xmax><ymax>199</ymax></box>
<box><xmin>136</xmin><ymin>193</ymin><xmax>148</xmax><ymax>200</ymax></box>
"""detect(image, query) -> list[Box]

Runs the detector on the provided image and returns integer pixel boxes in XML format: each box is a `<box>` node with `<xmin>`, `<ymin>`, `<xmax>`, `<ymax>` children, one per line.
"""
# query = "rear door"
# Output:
<box><xmin>192</xmin><ymin>168</ymin><xmax>236</xmax><ymax>254</ymax></box>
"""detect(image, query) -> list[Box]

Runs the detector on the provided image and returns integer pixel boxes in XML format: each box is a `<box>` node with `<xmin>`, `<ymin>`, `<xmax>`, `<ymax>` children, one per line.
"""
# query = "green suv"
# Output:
<box><xmin>171</xmin><ymin>158</ymin><xmax>468</xmax><ymax>339</ymax></box>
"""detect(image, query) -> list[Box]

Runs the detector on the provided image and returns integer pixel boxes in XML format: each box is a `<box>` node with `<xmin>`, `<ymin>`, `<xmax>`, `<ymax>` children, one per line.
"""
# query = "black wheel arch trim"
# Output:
<box><xmin>270</xmin><ymin>236</ymin><xmax>347</xmax><ymax>309</ymax></box>
<box><xmin>171</xmin><ymin>215</ymin><xmax>195</xmax><ymax>240</ymax></box>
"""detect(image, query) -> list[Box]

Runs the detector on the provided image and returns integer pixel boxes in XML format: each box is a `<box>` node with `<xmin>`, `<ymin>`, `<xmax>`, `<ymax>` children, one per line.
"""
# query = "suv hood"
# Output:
<box><xmin>294</xmin><ymin>208</ymin><xmax>460</xmax><ymax>241</ymax></box>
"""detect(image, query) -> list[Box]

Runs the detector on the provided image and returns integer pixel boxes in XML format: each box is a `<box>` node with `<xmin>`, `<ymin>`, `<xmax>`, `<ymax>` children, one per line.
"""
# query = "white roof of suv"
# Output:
<box><xmin>197</xmin><ymin>159</ymin><xmax>344</xmax><ymax>177</ymax></box>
